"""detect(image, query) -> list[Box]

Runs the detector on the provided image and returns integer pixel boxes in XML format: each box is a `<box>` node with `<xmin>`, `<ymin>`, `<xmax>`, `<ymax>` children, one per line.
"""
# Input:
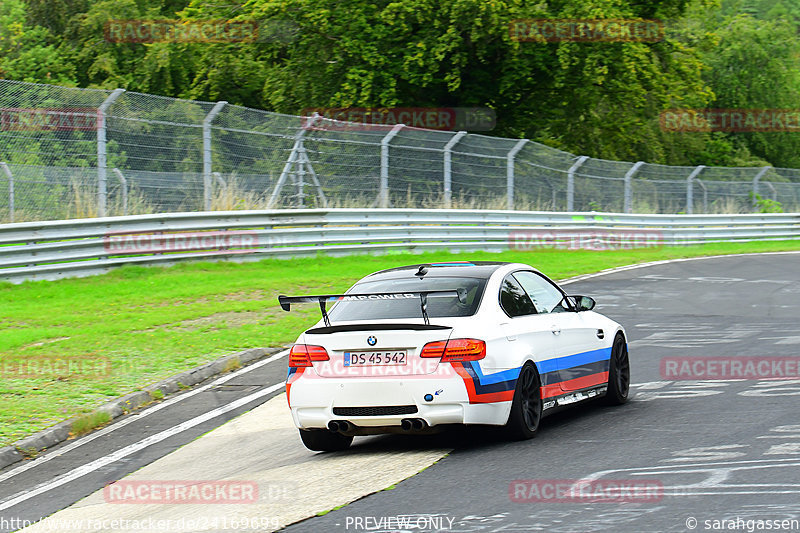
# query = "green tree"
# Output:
<box><xmin>0</xmin><ymin>0</ymin><xmax>75</xmax><ymax>83</ymax></box>
<box><xmin>677</xmin><ymin>0</ymin><xmax>800</xmax><ymax>167</ymax></box>
<box><xmin>4</xmin><ymin>0</ymin><xmax>800</xmax><ymax>172</ymax></box>
<box><xmin>176</xmin><ymin>0</ymin><xmax>712</xmax><ymax>164</ymax></box>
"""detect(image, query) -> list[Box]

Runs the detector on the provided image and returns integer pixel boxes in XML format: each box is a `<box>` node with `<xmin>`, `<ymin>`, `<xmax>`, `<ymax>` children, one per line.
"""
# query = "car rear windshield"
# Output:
<box><xmin>327</xmin><ymin>276</ymin><xmax>486</xmax><ymax>321</ymax></box>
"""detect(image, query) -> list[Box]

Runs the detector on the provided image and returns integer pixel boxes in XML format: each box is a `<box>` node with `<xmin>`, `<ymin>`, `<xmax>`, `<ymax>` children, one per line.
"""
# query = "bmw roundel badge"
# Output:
<box><xmin>367</xmin><ymin>336</ymin><xmax>377</xmax><ymax>346</ymax></box>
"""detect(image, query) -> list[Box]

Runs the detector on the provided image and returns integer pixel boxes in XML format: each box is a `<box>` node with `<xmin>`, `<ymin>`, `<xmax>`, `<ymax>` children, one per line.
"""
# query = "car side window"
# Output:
<box><xmin>513</xmin><ymin>271</ymin><xmax>567</xmax><ymax>314</ymax></box>
<box><xmin>499</xmin><ymin>275</ymin><xmax>537</xmax><ymax>317</ymax></box>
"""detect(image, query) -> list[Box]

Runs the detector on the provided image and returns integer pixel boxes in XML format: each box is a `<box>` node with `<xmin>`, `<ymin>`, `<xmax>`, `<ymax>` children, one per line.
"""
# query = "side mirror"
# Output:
<box><xmin>575</xmin><ymin>295</ymin><xmax>595</xmax><ymax>311</ymax></box>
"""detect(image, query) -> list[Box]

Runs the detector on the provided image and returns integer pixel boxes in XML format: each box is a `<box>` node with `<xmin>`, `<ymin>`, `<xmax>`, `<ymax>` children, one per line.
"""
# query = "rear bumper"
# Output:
<box><xmin>287</xmin><ymin>373</ymin><xmax>511</xmax><ymax>430</ymax></box>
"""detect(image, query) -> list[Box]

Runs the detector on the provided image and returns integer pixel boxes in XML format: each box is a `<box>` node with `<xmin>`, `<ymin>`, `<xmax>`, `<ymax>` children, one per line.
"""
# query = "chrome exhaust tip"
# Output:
<box><xmin>327</xmin><ymin>421</ymin><xmax>340</xmax><ymax>432</ymax></box>
<box><xmin>411</xmin><ymin>418</ymin><xmax>425</xmax><ymax>430</ymax></box>
<box><xmin>401</xmin><ymin>418</ymin><xmax>413</xmax><ymax>431</ymax></box>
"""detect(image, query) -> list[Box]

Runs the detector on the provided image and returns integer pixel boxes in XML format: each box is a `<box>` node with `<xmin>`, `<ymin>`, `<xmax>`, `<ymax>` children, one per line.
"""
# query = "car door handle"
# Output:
<box><xmin>551</xmin><ymin>326</ymin><xmax>561</xmax><ymax>335</ymax></box>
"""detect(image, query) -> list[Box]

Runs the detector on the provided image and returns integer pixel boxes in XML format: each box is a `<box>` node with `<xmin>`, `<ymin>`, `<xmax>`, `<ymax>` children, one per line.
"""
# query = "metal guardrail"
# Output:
<box><xmin>1</xmin><ymin>209</ymin><xmax>799</xmax><ymax>283</ymax></box>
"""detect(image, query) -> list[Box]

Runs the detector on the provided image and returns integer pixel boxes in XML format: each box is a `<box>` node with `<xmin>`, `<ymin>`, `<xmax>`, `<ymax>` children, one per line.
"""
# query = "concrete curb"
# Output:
<box><xmin>0</xmin><ymin>346</ymin><xmax>283</xmax><ymax>471</ymax></box>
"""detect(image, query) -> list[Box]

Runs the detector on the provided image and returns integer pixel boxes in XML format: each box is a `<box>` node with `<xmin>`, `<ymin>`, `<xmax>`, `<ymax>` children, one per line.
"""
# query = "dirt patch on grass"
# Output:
<box><xmin>0</xmin><ymin>320</ymin><xmax>30</xmax><ymax>329</ymax></box>
<box><xmin>131</xmin><ymin>290</ymin><xmax>276</xmax><ymax>309</ymax></box>
<box><xmin>150</xmin><ymin>309</ymin><xmax>284</xmax><ymax>332</ymax></box>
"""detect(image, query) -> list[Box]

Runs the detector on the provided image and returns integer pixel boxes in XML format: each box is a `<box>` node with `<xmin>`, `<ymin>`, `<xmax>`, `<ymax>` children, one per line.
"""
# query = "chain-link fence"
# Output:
<box><xmin>1</xmin><ymin>78</ymin><xmax>799</xmax><ymax>223</ymax></box>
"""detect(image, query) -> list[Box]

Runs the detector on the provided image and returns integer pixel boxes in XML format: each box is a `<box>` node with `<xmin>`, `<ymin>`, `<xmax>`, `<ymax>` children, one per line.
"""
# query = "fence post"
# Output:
<box><xmin>97</xmin><ymin>89</ymin><xmax>125</xmax><ymax>218</ymax></box>
<box><xmin>752</xmin><ymin>166</ymin><xmax>771</xmax><ymax>209</ymax></box>
<box><xmin>623</xmin><ymin>161</ymin><xmax>645</xmax><ymax>214</ymax></box>
<box><xmin>0</xmin><ymin>162</ymin><xmax>13</xmax><ymax>223</ymax></box>
<box><xmin>203</xmin><ymin>101</ymin><xmax>228</xmax><ymax>211</ymax></box>
<box><xmin>443</xmin><ymin>131</ymin><xmax>467</xmax><ymax>208</ymax></box>
<box><xmin>112</xmin><ymin>168</ymin><xmax>127</xmax><ymax>216</ymax></box>
<box><xmin>294</xmin><ymin>150</ymin><xmax>306</xmax><ymax>208</ymax></box>
<box><xmin>379</xmin><ymin>124</ymin><xmax>404</xmax><ymax>208</ymax></box>
<box><xmin>685</xmin><ymin>165</ymin><xmax>705</xmax><ymax>214</ymax></box>
<box><xmin>506</xmin><ymin>139</ymin><xmax>528</xmax><ymax>210</ymax></box>
<box><xmin>566</xmin><ymin>155</ymin><xmax>589</xmax><ymax>211</ymax></box>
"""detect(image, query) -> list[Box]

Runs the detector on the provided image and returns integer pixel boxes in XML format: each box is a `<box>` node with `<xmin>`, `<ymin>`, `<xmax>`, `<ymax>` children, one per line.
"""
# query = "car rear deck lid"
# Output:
<box><xmin>306</xmin><ymin>323</ymin><xmax>452</xmax><ymax>334</ymax></box>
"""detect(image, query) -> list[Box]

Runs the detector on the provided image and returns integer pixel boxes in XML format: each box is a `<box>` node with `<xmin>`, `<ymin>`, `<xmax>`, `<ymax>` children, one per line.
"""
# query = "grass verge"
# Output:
<box><xmin>2</xmin><ymin>240</ymin><xmax>799</xmax><ymax>445</ymax></box>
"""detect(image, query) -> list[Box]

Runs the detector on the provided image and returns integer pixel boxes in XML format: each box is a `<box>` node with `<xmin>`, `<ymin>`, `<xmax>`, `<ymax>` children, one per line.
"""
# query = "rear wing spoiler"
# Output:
<box><xmin>278</xmin><ymin>289</ymin><xmax>467</xmax><ymax>327</ymax></box>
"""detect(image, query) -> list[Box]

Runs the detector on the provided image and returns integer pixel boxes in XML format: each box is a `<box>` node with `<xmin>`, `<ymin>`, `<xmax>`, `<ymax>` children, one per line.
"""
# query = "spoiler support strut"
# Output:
<box><xmin>319</xmin><ymin>299</ymin><xmax>331</xmax><ymax>327</ymax></box>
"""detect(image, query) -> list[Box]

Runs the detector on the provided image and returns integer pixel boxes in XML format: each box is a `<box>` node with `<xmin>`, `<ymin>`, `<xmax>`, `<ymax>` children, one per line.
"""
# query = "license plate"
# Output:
<box><xmin>344</xmin><ymin>351</ymin><xmax>407</xmax><ymax>367</ymax></box>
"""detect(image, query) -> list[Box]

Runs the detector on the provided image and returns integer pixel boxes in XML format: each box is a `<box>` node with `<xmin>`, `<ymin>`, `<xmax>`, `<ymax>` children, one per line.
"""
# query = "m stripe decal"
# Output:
<box><xmin>286</xmin><ymin>367</ymin><xmax>305</xmax><ymax>406</ymax></box>
<box><xmin>453</xmin><ymin>347</ymin><xmax>612</xmax><ymax>404</ymax></box>
<box><xmin>537</xmin><ymin>347</ymin><xmax>612</xmax><ymax>374</ymax></box>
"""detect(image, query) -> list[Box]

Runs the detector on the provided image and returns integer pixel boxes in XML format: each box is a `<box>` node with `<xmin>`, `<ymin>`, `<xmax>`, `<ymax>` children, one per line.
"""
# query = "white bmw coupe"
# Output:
<box><xmin>279</xmin><ymin>261</ymin><xmax>629</xmax><ymax>451</ymax></box>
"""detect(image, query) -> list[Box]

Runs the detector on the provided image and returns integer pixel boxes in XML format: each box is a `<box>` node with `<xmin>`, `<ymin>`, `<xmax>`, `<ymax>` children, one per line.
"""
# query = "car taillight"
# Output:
<box><xmin>420</xmin><ymin>338</ymin><xmax>486</xmax><ymax>362</ymax></box>
<box><xmin>289</xmin><ymin>344</ymin><xmax>329</xmax><ymax>367</ymax></box>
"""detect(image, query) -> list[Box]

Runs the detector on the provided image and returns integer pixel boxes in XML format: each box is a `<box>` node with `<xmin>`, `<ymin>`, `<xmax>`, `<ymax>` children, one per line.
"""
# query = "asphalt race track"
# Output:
<box><xmin>3</xmin><ymin>252</ymin><xmax>800</xmax><ymax>533</ymax></box>
<box><xmin>287</xmin><ymin>252</ymin><xmax>800</xmax><ymax>533</ymax></box>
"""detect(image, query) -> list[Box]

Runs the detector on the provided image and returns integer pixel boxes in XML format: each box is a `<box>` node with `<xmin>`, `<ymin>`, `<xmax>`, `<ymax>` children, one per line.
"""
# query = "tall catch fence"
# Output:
<box><xmin>1</xmin><ymin>78</ymin><xmax>800</xmax><ymax>223</ymax></box>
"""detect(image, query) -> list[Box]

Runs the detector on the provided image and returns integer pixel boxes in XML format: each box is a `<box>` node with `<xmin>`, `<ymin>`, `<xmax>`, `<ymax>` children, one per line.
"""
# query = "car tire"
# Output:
<box><xmin>604</xmin><ymin>333</ymin><xmax>630</xmax><ymax>405</ymax></box>
<box><xmin>505</xmin><ymin>362</ymin><xmax>543</xmax><ymax>440</ymax></box>
<box><xmin>299</xmin><ymin>428</ymin><xmax>353</xmax><ymax>452</ymax></box>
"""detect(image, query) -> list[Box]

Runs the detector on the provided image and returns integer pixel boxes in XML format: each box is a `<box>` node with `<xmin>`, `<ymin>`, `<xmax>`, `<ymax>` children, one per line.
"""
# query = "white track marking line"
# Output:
<box><xmin>558</xmin><ymin>250</ymin><xmax>800</xmax><ymax>285</ymax></box>
<box><xmin>0</xmin><ymin>382</ymin><xmax>285</xmax><ymax>512</ymax></box>
<box><xmin>0</xmin><ymin>350</ymin><xmax>288</xmax><ymax>484</ymax></box>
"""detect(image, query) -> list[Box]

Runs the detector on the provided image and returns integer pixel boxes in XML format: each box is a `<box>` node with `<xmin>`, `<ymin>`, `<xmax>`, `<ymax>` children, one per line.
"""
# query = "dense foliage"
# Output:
<box><xmin>2</xmin><ymin>0</ymin><xmax>800</xmax><ymax>167</ymax></box>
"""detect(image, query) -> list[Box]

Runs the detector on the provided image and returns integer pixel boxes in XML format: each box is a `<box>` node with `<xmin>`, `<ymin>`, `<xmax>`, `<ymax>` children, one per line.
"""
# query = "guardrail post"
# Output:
<box><xmin>685</xmin><ymin>165</ymin><xmax>705</xmax><ymax>214</ymax></box>
<box><xmin>443</xmin><ymin>131</ymin><xmax>467</xmax><ymax>208</ymax></box>
<box><xmin>506</xmin><ymin>139</ymin><xmax>528</xmax><ymax>210</ymax></box>
<box><xmin>566</xmin><ymin>155</ymin><xmax>589</xmax><ymax>211</ymax></box>
<box><xmin>112</xmin><ymin>168</ymin><xmax>128</xmax><ymax>216</ymax></box>
<box><xmin>0</xmin><ymin>162</ymin><xmax>14</xmax><ymax>223</ymax></box>
<box><xmin>203</xmin><ymin>101</ymin><xmax>228</xmax><ymax>211</ymax></box>
<box><xmin>379</xmin><ymin>124</ymin><xmax>404</xmax><ymax>208</ymax></box>
<box><xmin>623</xmin><ymin>161</ymin><xmax>645</xmax><ymax>214</ymax></box>
<box><xmin>97</xmin><ymin>88</ymin><xmax>125</xmax><ymax>218</ymax></box>
<box><xmin>752</xmin><ymin>166</ymin><xmax>771</xmax><ymax>209</ymax></box>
